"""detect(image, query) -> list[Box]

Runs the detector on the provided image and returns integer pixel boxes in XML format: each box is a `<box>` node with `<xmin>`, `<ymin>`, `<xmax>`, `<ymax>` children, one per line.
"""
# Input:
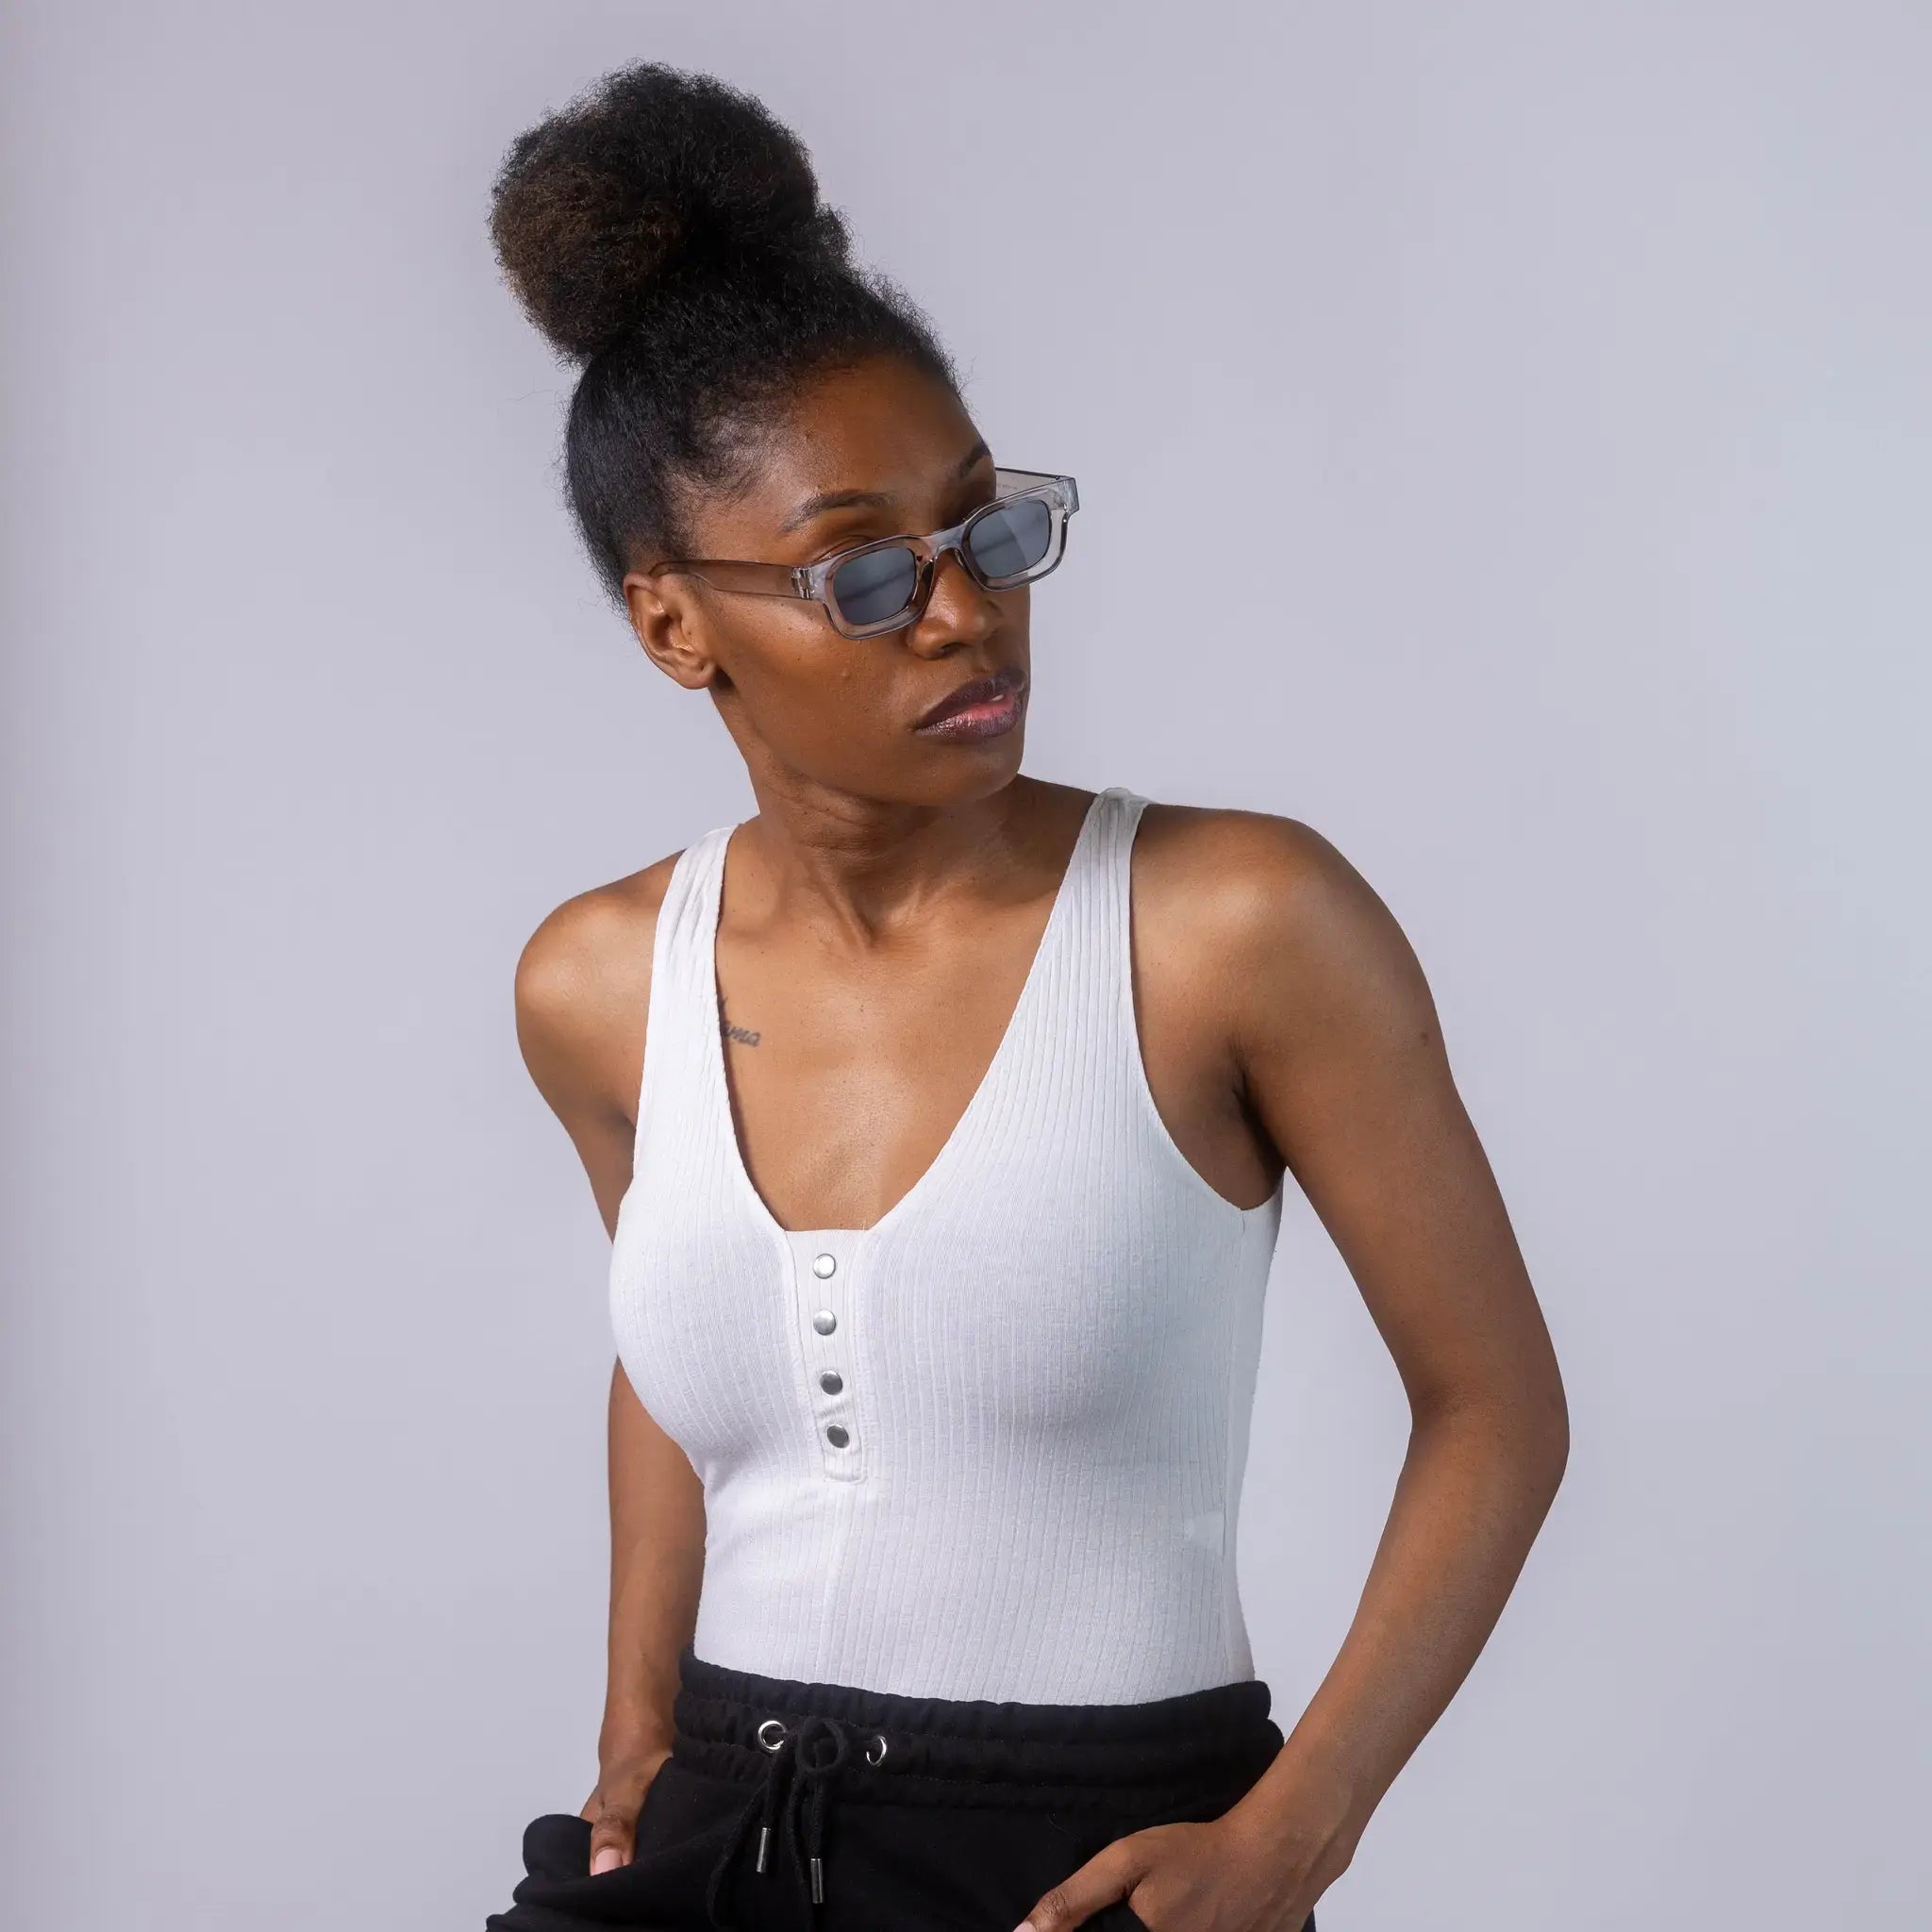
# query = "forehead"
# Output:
<box><xmin>698</xmin><ymin>358</ymin><xmax>987</xmax><ymax>545</ymax></box>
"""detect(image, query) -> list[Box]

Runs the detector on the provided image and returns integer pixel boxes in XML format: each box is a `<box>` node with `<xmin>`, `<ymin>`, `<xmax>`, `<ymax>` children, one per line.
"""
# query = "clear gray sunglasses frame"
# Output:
<box><xmin>633</xmin><ymin>467</ymin><xmax>1079</xmax><ymax>640</ymax></box>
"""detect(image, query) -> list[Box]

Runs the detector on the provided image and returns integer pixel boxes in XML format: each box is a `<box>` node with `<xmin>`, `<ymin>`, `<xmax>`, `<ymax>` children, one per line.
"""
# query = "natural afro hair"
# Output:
<box><xmin>488</xmin><ymin>61</ymin><xmax>960</xmax><ymax>611</ymax></box>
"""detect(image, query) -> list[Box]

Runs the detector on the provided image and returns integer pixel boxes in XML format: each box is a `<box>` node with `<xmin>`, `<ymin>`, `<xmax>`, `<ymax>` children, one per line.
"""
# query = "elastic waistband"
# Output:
<box><xmin>675</xmin><ymin>1647</ymin><xmax>1284</xmax><ymax>1928</ymax></box>
<box><xmin>671</xmin><ymin>1644</ymin><xmax>1284</xmax><ymax>1812</ymax></box>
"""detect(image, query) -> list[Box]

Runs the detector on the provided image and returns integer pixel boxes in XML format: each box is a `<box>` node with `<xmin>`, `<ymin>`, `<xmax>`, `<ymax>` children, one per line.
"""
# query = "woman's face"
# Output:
<box><xmin>623</xmin><ymin>356</ymin><xmax>1033</xmax><ymax>809</ymax></box>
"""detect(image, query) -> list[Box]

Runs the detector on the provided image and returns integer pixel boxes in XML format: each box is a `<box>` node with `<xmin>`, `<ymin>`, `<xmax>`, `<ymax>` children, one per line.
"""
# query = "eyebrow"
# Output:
<box><xmin>776</xmin><ymin>437</ymin><xmax>991</xmax><ymax>535</ymax></box>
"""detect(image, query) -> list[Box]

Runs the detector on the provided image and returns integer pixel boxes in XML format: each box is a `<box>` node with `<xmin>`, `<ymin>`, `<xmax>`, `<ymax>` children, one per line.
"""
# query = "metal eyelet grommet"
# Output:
<box><xmin>757</xmin><ymin>1717</ymin><xmax>790</xmax><ymax>1752</ymax></box>
<box><xmin>865</xmin><ymin>1733</ymin><xmax>888</xmax><ymax>1765</ymax></box>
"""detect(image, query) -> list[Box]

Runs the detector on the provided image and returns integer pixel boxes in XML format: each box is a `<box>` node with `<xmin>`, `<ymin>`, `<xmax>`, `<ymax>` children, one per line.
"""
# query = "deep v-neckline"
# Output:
<box><xmin>703</xmin><ymin>789</ymin><xmax>1111</xmax><ymax>1243</ymax></box>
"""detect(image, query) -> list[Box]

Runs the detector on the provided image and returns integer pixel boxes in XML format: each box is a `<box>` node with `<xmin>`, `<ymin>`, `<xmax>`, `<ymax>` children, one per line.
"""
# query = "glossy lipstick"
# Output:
<box><xmin>912</xmin><ymin>666</ymin><xmax>1026</xmax><ymax>741</ymax></box>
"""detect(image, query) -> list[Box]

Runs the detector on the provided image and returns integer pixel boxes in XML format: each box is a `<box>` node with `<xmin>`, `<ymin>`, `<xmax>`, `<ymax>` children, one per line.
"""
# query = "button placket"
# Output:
<box><xmin>789</xmin><ymin>1235</ymin><xmax>865</xmax><ymax>1480</ymax></box>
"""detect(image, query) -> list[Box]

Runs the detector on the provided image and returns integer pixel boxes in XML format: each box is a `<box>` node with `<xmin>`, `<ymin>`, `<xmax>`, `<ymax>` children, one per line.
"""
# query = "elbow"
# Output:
<box><xmin>1414</xmin><ymin>1368</ymin><xmax>1571</xmax><ymax>1497</ymax></box>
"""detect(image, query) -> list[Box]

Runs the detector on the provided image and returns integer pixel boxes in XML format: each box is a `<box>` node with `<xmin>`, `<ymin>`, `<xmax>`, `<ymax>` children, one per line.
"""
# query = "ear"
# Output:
<box><xmin>623</xmin><ymin>572</ymin><xmax>720</xmax><ymax>691</ymax></box>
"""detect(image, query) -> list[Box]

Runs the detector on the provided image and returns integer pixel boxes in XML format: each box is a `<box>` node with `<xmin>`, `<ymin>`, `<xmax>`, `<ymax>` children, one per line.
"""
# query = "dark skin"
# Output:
<box><xmin>514</xmin><ymin>354</ymin><xmax>1569</xmax><ymax>1931</ymax></box>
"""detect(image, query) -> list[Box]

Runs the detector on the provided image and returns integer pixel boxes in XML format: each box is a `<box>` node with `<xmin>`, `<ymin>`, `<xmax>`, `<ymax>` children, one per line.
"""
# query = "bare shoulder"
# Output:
<box><xmin>1132</xmin><ymin>797</ymin><xmax>1439</xmax><ymax>1061</ymax></box>
<box><xmin>514</xmin><ymin>847</ymin><xmax>687</xmax><ymax>1125</ymax></box>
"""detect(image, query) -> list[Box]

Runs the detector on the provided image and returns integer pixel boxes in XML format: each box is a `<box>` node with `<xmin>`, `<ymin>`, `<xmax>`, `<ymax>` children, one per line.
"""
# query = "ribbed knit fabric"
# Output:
<box><xmin>608</xmin><ymin>786</ymin><xmax>1285</xmax><ymax>1704</ymax></box>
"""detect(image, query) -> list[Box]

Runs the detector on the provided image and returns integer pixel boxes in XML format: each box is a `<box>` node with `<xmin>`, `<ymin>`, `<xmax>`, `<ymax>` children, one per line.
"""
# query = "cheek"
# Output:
<box><xmin>727</xmin><ymin>619</ymin><xmax>900</xmax><ymax>733</ymax></box>
<box><xmin>719</xmin><ymin>608</ymin><xmax>838</xmax><ymax>690</ymax></box>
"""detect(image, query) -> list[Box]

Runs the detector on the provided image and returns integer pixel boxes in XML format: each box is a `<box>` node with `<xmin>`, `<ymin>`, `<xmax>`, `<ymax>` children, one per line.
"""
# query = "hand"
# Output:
<box><xmin>578</xmin><ymin>1740</ymin><xmax>673</xmax><ymax>1874</ymax></box>
<box><xmin>1011</xmin><ymin>1807</ymin><xmax>1332</xmax><ymax>1932</ymax></box>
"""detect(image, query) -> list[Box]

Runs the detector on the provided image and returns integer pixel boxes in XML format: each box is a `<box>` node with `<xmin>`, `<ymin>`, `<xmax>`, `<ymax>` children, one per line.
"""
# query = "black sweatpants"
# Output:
<box><xmin>487</xmin><ymin>1645</ymin><xmax>1316</xmax><ymax>1932</ymax></box>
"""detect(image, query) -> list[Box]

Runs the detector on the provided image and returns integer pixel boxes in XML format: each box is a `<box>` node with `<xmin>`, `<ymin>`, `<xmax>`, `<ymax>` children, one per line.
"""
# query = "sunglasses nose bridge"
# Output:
<box><xmin>921</xmin><ymin>536</ymin><xmax>994</xmax><ymax>614</ymax></box>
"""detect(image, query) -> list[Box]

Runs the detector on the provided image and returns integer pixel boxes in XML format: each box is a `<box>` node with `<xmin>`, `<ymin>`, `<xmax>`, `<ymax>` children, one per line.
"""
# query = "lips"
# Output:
<box><xmin>913</xmin><ymin>666</ymin><xmax>1025</xmax><ymax>732</ymax></box>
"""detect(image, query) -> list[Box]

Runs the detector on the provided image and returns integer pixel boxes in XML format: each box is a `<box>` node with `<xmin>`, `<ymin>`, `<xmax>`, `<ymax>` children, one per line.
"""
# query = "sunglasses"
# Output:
<box><xmin>637</xmin><ymin>467</ymin><xmax>1079</xmax><ymax>640</ymax></box>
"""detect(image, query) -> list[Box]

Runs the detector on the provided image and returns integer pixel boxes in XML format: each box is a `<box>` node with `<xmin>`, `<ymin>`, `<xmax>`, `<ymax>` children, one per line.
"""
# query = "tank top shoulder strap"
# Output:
<box><xmin>1003</xmin><ymin>784</ymin><xmax>1147</xmax><ymax>1079</ymax></box>
<box><xmin>1091</xmin><ymin>784</ymin><xmax>1153</xmax><ymax>1065</ymax></box>
<box><xmin>1092</xmin><ymin>782</ymin><xmax>1151</xmax><ymax>898</ymax></box>
<box><xmin>633</xmin><ymin>819</ymin><xmax>734</xmax><ymax>1176</ymax></box>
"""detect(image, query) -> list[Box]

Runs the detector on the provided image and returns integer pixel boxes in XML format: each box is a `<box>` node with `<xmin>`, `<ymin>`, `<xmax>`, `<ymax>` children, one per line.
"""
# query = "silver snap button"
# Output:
<box><xmin>812</xmin><ymin>1309</ymin><xmax>837</xmax><ymax>1335</ymax></box>
<box><xmin>811</xmin><ymin>1253</ymin><xmax>837</xmax><ymax>1278</ymax></box>
<box><xmin>824</xmin><ymin>1424</ymin><xmax>850</xmax><ymax>1447</ymax></box>
<box><xmin>819</xmin><ymin>1369</ymin><xmax>843</xmax><ymax>1394</ymax></box>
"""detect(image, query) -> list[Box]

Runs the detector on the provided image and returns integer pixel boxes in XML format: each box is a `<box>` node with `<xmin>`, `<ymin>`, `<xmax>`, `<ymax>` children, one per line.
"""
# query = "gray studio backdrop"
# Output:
<box><xmin>4</xmin><ymin>4</ymin><xmax>1926</xmax><ymax>1928</ymax></box>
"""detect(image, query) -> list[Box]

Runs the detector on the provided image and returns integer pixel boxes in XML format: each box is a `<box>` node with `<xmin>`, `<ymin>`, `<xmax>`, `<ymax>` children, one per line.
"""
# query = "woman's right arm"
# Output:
<box><xmin>513</xmin><ymin>868</ymin><xmax>707</xmax><ymax>1874</ymax></box>
<box><xmin>589</xmin><ymin>1359</ymin><xmax>705</xmax><ymax>1870</ymax></box>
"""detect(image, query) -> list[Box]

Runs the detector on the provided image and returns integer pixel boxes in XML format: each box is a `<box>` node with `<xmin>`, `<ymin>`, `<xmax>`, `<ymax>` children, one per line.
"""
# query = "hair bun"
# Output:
<box><xmin>488</xmin><ymin>60</ymin><xmax>850</xmax><ymax>361</ymax></box>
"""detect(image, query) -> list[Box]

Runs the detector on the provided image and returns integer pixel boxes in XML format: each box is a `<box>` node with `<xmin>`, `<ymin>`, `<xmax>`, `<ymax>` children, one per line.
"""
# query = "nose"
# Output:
<box><xmin>902</xmin><ymin>544</ymin><xmax>999</xmax><ymax>655</ymax></box>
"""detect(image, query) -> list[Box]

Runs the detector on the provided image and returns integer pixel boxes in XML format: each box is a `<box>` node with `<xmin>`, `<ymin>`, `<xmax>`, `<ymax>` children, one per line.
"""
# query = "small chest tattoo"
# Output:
<box><xmin>719</xmin><ymin>998</ymin><xmax>761</xmax><ymax>1047</ymax></box>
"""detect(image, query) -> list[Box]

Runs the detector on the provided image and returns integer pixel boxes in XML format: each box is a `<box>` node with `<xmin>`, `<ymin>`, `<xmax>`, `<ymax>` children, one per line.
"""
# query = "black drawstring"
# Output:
<box><xmin>704</xmin><ymin>1710</ymin><xmax>890</xmax><ymax>1929</ymax></box>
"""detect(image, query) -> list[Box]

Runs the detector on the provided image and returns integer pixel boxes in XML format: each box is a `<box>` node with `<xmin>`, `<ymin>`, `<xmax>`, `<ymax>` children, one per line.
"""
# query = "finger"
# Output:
<box><xmin>588</xmin><ymin>1804</ymin><xmax>639</xmax><ymax>1876</ymax></box>
<box><xmin>1013</xmin><ymin>1840</ymin><xmax>1148</xmax><ymax>1932</ymax></box>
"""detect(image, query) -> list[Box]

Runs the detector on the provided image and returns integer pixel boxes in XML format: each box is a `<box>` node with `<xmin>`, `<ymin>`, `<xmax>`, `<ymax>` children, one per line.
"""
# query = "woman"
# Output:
<box><xmin>484</xmin><ymin>59</ymin><xmax>1567</xmax><ymax>1932</ymax></box>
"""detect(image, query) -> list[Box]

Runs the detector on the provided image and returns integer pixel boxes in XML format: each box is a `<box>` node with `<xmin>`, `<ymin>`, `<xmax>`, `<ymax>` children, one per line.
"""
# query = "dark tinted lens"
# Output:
<box><xmin>966</xmin><ymin>498</ymin><xmax>1054</xmax><ymax>581</ymax></box>
<box><xmin>830</xmin><ymin>543</ymin><xmax>920</xmax><ymax>625</ymax></box>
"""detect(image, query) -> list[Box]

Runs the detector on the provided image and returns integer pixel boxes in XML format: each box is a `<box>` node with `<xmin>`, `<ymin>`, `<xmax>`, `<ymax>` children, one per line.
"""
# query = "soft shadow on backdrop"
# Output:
<box><xmin>3</xmin><ymin>5</ymin><xmax>1925</xmax><ymax>1929</ymax></box>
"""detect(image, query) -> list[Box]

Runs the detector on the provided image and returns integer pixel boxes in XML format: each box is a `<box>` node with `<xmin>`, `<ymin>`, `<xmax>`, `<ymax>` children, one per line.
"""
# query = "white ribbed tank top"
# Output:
<box><xmin>608</xmin><ymin>785</ymin><xmax>1284</xmax><ymax>1704</ymax></box>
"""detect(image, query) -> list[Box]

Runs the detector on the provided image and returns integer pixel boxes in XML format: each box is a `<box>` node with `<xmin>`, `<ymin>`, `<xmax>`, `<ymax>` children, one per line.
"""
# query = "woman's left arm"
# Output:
<box><xmin>1216</xmin><ymin>812</ymin><xmax>1570</xmax><ymax>1914</ymax></box>
<box><xmin>1020</xmin><ymin>811</ymin><xmax>1570</xmax><ymax>1932</ymax></box>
